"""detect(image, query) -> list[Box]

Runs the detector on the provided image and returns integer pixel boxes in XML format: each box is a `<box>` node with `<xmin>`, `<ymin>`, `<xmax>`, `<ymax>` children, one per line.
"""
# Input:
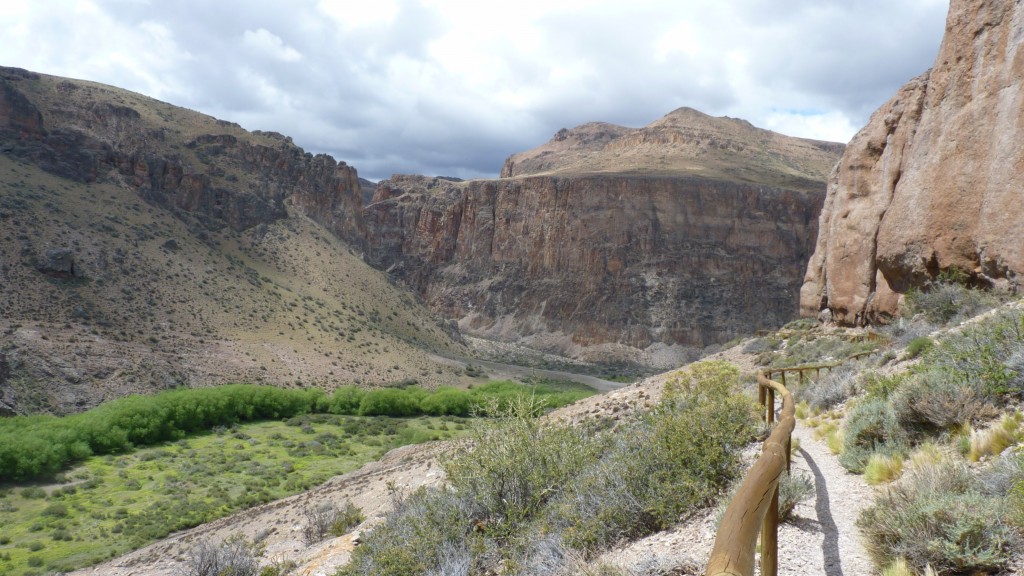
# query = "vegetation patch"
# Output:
<box><xmin>0</xmin><ymin>381</ymin><xmax>593</xmax><ymax>482</ymax></box>
<box><xmin>858</xmin><ymin>459</ymin><xmax>1019</xmax><ymax>575</ymax></box>
<box><xmin>340</xmin><ymin>361</ymin><xmax>758</xmax><ymax>575</ymax></box>
<box><xmin>0</xmin><ymin>414</ymin><xmax>463</xmax><ymax>575</ymax></box>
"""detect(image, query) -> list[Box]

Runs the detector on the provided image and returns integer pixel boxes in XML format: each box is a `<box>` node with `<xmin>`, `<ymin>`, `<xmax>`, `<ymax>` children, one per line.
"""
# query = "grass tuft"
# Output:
<box><xmin>864</xmin><ymin>453</ymin><xmax>904</xmax><ymax>485</ymax></box>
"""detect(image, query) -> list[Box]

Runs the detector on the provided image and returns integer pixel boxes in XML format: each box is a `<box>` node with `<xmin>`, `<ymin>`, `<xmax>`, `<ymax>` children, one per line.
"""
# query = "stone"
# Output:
<box><xmin>802</xmin><ymin>0</ymin><xmax>1024</xmax><ymax>324</ymax></box>
<box><xmin>36</xmin><ymin>248</ymin><xmax>79</xmax><ymax>278</ymax></box>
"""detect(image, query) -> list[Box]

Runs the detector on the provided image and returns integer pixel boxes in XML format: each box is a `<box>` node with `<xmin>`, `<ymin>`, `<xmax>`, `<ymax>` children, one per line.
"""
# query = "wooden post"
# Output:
<box><xmin>760</xmin><ymin>484</ymin><xmax>780</xmax><ymax>576</ymax></box>
<box><xmin>798</xmin><ymin>369</ymin><xmax>804</xmax><ymax>387</ymax></box>
<box><xmin>758</xmin><ymin>384</ymin><xmax>767</xmax><ymax>421</ymax></box>
<box><xmin>767</xmin><ymin>388</ymin><xmax>775</xmax><ymax>424</ymax></box>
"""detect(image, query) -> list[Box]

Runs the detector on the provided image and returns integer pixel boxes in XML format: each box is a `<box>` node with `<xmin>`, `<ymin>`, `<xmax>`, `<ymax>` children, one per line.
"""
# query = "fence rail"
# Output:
<box><xmin>704</xmin><ymin>347</ymin><xmax>879</xmax><ymax>576</ymax></box>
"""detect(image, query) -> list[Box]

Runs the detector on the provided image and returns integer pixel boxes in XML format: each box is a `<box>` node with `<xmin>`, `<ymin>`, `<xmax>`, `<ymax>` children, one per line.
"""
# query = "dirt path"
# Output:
<box><xmin>776</xmin><ymin>422</ymin><xmax>874</xmax><ymax>576</ymax></box>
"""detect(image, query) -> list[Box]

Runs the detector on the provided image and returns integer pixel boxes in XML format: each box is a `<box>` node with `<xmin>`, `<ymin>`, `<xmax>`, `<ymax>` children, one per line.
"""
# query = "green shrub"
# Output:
<box><xmin>904</xmin><ymin>336</ymin><xmax>933</xmax><ymax>359</ymax></box>
<box><xmin>891</xmin><ymin>369</ymin><xmax>998</xmax><ymax>437</ymax></box>
<box><xmin>902</xmin><ymin>271</ymin><xmax>1003</xmax><ymax>325</ymax></box>
<box><xmin>840</xmin><ymin>398</ymin><xmax>909</xmax><ymax>473</ymax></box>
<box><xmin>418</xmin><ymin>387</ymin><xmax>472</xmax><ymax>417</ymax></box>
<box><xmin>41</xmin><ymin>502</ymin><xmax>68</xmax><ymax>517</ymax></box>
<box><xmin>858</xmin><ymin>459</ymin><xmax>1018</xmax><ymax>574</ymax></box>
<box><xmin>326</xmin><ymin>386</ymin><xmax>365</xmax><ymax>415</ymax></box>
<box><xmin>358</xmin><ymin>388</ymin><xmax>425</xmax><ymax>417</ymax></box>
<box><xmin>778</xmin><ymin>471</ymin><xmax>814</xmax><ymax>522</ymax></box>
<box><xmin>547</xmin><ymin>361</ymin><xmax>758</xmax><ymax>552</ymax></box>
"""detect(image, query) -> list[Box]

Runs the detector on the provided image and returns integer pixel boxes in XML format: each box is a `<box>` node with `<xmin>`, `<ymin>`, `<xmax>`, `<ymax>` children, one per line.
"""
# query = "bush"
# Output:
<box><xmin>340</xmin><ymin>487</ymin><xmax>482</xmax><ymax>576</ymax></box>
<box><xmin>798</xmin><ymin>363</ymin><xmax>861</xmax><ymax>412</ymax></box>
<box><xmin>891</xmin><ymin>369</ymin><xmax>998</xmax><ymax>436</ymax></box>
<box><xmin>444</xmin><ymin>395</ymin><xmax>602</xmax><ymax>535</ymax></box>
<box><xmin>840</xmin><ymin>398</ymin><xmax>909</xmax><ymax>473</ymax></box>
<box><xmin>904</xmin><ymin>336</ymin><xmax>933</xmax><ymax>359</ymax></box>
<box><xmin>858</xmin><ymin>459</ymin><xmax>1018</xmax><ymax>574</ymax></box>
<box><xmin>302</xmin><ymin>500</ymin><xmax>364</xmax><ymax>544</ymax></box>
<box><xmin>346</xmin><ymin>361</ymin><xmax>758</xmax><ymax>572</ymax></box>
<box><xmin>183</xmin><ymin>534</ymin><xmax>262</xmax><ymax>576</ymax></box>
<box><xmin>921</xmin><ymin>310</ymin><xmax>1024</xmax><ymax>398</ymax></box>
<box><xmin>358</xmin><ymin>388</ymin><xmax>425</xmax><ymax>417</ymax></box>
<box><xmin>778</xmin><ymin>471</ymin><xmax>814</xmax><ymax>522</ymax></box>
<box><xmin>902</xmin><ymin>272</ymin><xmax>1003</xmax><ymax>325</ymax></box>
<box><xmin>418</xmin><ymin>387</ymin><xmax>472</xmax><ymax>417</ymax></box>
<box><xmin>547</xmin><ymin>361</ymin><xmax>758</xmax><ymax>552</ymax></box>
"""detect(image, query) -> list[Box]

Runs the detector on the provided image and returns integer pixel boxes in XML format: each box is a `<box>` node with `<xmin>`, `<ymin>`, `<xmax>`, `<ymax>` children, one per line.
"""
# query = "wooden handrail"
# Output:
<box><xmin>705</xmin><ymin>373</ymin><xmax>794</xmax><ymax>576</ymax></box>
<box><xmin>704</xmin><ymin>347</ymin><xmax>878</xmax><ymax>576</ymax></box>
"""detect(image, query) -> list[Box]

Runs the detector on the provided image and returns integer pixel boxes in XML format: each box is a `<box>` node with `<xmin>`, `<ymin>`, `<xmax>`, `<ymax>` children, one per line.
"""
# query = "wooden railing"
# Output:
<box><xmin>704</xmin><ymin>372</ymin><xmax>794</xmax><ymax>576</ymax></box>
<box><xmin>704</xmin><ymin>348</ymin><xmax>880</xmax><ymax>576</ymax></box>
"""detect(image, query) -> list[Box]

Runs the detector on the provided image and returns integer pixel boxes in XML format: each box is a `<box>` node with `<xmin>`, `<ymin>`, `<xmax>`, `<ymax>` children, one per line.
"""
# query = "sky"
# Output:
<box><xmin>1</xmin><ymin>1</ymin><xmax>949</xmax><ymax>181</ymax></box>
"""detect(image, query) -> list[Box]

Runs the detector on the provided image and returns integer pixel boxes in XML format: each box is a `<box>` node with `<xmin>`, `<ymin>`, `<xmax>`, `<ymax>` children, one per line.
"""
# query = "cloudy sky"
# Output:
<box><xmin>2</xmin><ymin>1</ymin><xmax>948</xmax><ymax>181</ymax></box>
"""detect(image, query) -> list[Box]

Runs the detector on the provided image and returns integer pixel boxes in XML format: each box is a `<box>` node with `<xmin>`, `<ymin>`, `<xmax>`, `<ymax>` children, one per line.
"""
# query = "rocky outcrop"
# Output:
<box><xmin>0</xmin><ymin>67</ymin><xmax>363</xmax><ymax>241</ymax></box>
<box><xmin>35</xmin><ymin>248</ymin><xmax>81</xmax><ymax>279</ymax></box>
<box><xmin>802</xmin><ymin>0</ymin><xmax>1024</xmax><ymax>324</ymax></box>
<box><xmin>365</xmin><ymin>173</ymin><xmax>824</xmax><ymax>362</ymax></box>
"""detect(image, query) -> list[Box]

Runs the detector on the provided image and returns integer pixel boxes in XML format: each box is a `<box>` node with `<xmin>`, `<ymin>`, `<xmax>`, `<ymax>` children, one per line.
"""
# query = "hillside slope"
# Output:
<box><xmin>0</xmin><ymin>67</ymin><xmax>467</xmax><ymax>414</ymax></box>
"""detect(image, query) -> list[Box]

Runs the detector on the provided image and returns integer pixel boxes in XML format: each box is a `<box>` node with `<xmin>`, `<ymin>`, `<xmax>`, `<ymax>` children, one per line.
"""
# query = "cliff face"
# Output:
<box><xmin>802</xmin><ymin>0</ymin><xmax>1024</xmax><ymax>324</ymax></box>
<box><xmin>366</xmin><ymin>173</ymin><xmax>824</xmax><ymax>364</ymax></box>
<box><xmin>0</xmin><ymin>67</ymin><xmax>363</xmax><ymax>242</ymax></box>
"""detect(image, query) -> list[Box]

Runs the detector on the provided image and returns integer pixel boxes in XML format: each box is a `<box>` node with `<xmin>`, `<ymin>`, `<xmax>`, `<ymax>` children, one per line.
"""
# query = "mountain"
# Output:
<box><xmin>502</xmin><ymin>106</ymin><xmax>843</xmax><ymax>191</ymax></box>
<box><xmin>362</xmin><ymin>109</ymin><xmax>843</xmax><ymax>368</ymax></box>
<box><xmin>801</xmin><ymin>0</ymin><xmax>1024</xmax><ymax>324</ymax></box>
<box><xmin>0</xmin><ymin>66</ymin><xmax>466</xmax><ymax>415</ymax></box>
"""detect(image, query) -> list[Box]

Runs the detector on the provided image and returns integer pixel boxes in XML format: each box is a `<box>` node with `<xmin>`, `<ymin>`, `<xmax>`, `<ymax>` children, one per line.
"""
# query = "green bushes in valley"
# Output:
<box><xmin>0</xmin><ymin>381</ymin><xmax>592</xmax><ymax>482</ymax></box>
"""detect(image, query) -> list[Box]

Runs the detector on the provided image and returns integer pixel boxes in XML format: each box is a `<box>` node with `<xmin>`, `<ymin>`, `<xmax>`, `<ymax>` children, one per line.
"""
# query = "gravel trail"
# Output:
<box><xmin>775</xmin><ymin>422</ymin><xmax>875</xmax><ymax>576</ymax></box>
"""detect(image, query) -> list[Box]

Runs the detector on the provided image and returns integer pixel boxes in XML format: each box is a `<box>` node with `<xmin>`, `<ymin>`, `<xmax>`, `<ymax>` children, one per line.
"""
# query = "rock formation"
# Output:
<box><xmin>0</xmin><ymin>67</ymin><xmax>363</xmax><ymax>242</ymax></box>
<box><xmin>802</xmin><ymin>0</ymin><xmax>1024</xmax><ymax>324</ymax></box>
<box><xmin>366</xmin><ymin>109</ymin><xmax>841</xmax><ymax>366</ymax></box>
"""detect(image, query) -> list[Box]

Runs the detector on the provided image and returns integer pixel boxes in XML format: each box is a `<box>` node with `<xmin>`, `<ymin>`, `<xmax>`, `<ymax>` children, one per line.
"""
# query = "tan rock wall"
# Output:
<box><xmin>802</xmin><ymin>0</ymin><xmax>1024</xmax><ymax>324</ymax></box>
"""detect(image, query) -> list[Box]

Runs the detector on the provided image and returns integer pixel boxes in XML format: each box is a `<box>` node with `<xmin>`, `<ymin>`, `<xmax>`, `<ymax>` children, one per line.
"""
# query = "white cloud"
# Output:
<box><xmin>242</xmin><ymin>28</ymin><xmax>302</xmax><ymax>62</ymax></box>
<box><xmin>0</xmin><ymin>0</ymin><xmax>950</xmax><ymax>180</ymax></box>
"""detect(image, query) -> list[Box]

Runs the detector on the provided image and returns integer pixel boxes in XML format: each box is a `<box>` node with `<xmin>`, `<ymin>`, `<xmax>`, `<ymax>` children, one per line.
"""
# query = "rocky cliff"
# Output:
<box><xmin>0</xmin><ymin>67</ymin><xmax>364</xmax><ymax>242</ymax></box>
<box><xmin>0</xmin><ymin>68</ymin><xmax>465</xmax><ymax>414</ymax></box>
<box><xmin>801</xmin><ymin>0</ymin><xmax>1024</xmax><ymax>324</ymax></box>
<box><xmin>366</xmin><ymin>110</ymin><xmax>840</xmax><ymax>366</ymax></box>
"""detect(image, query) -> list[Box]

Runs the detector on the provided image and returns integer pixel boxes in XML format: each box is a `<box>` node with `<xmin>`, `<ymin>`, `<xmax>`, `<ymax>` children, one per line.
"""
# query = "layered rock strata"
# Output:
<box><xmin>365</xmin><ymin>173</ymin><xmax>824</xmax><ymax>364</ymax></box>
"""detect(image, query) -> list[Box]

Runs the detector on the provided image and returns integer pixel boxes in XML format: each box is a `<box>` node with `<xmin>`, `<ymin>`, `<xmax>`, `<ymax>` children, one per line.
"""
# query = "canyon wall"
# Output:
<box><xmin>802</xmin><ymin>0</ymin><xmax>1024</xmax><ymax>324</ymax></box>
<box><xmin>365</xmin><ymin>173</ymin><xmax>823</xmax><ymax>364</ymax></box>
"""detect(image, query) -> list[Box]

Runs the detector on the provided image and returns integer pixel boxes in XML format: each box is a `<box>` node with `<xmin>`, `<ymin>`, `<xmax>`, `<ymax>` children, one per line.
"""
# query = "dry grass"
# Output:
<box><xmin>864</xmin><ymin>453</ymin><xmax>904</xmax><ymax>485</ymax></box>
<box><xmin>968</xmin><ymin>412</ymin><xmax>1023</xmax><ymax>462</ymax></box>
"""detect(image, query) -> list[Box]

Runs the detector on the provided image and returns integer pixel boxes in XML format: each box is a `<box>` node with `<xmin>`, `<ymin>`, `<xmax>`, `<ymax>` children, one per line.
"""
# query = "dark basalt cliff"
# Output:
<box><xmin>364</xmin><ymin>172</ymin><xmax>825</xmax><ymax>364</ymax></box>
